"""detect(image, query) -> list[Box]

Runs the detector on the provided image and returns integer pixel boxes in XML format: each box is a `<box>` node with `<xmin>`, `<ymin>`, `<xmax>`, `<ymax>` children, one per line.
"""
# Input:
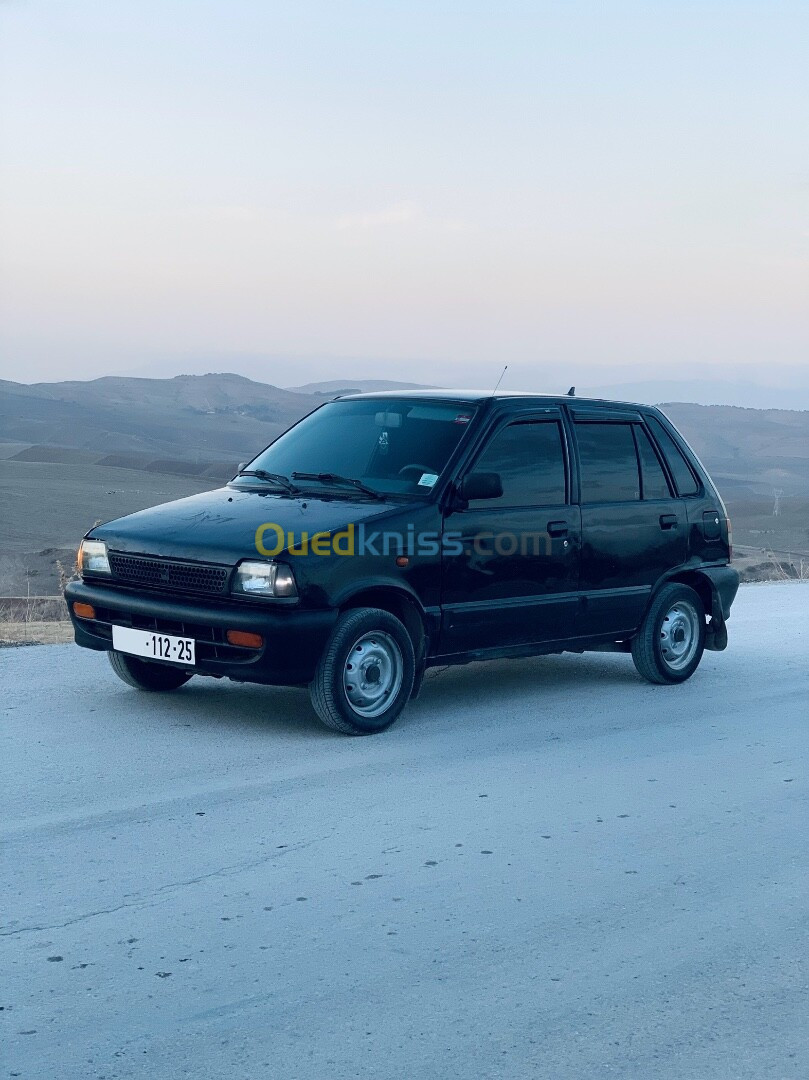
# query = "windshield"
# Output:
<box><xmin>236</xmin><ymin>399</ymin><xmax>478</xmax><ymax>497</ymax></box>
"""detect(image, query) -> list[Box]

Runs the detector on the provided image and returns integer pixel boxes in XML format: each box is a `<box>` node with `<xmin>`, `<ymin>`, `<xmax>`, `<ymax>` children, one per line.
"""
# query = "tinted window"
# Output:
<box><xmin>646</xmin><ymin>416</ymin><xmax>700</xmax><ymax>496</ymax></box>
<box><xmin>243</xmin><ymin>399</ymin><xmax>477</xmax><ymax>497</ymax></box>
<box><xmin>635</xmin><ymin>425</ymin><xmax>672</xmax><ymax>499</ymax></box>
<box><xmin>576</xmin><ymin>422</ymin><xmax>640</xmax><ymax>502</ymax></box>
<box><xmin>471</xmin><ymin>421</ymin><xmax>566</xmax><ymax>507</ymax></box>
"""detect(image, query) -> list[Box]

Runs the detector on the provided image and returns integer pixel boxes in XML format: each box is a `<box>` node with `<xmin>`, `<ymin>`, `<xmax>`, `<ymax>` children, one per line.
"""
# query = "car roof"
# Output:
<box><xmin>335</xmin><ymin>388</ymin><xmax>654</xmax><ymax>410</ymax></box>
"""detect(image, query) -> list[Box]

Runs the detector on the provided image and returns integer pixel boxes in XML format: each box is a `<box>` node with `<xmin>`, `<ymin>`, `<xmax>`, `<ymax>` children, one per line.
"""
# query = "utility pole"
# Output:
<box><xmin>773</xmin><ymin>488</ymin><xmax>783</xmax><ymax>517</ymax></box>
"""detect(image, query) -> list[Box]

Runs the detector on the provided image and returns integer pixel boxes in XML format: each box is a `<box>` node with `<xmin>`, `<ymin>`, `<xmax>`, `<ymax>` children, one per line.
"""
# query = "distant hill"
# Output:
<box><xmin>2</xmin><ymin>373</ymin><xmax>808</xmax><ymax>594</ymax></box>
<box><xmin>578</xmin><ymin>379</ymin><xmax>809</xmax><ymax>412</ymax></box>
<box><xmin>0</xmin><ymin>373</ymin><xmax>314</xmax><ymax>460</ymax></box>
<box><xmin>660</xmin><ymin>403</ymin><xmax>809</xmax><ymax>496</ymax></box>
<box><xmin>1</xmin><ymin>373</ymin><xmax>808</xmax><ymax>494</ymax></box>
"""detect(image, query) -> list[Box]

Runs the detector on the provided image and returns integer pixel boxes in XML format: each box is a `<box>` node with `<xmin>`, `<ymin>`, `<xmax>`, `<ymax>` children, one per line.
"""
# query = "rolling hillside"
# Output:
<box><xmin>2</xmin><ymin>374</ymin><xmax>807</xmax><ymax>492</ymax></box>
<box><xmin>0</xmin><ymin>374</ymin><xmax>315</xmax><ymax>460</ymax></box>
<box><xmin>659</xmin><ymin>403</ymin><xmax>809</xmax><ymax>496</ymax></box>
<box><xmin>1</xmin><ymin>374</ymin><xmax>807</xmax><ymax>593</ymax></box>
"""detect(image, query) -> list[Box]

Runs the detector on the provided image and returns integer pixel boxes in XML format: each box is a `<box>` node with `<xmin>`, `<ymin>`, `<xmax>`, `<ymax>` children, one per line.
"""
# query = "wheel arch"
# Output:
<box><xmin>664</xmin><ymin>570</ymin><xmax>713</xmax><ymax>619</ymax></box>
<box><xmin>337</xmin><ymin>584</ymin><xmax>428</xmax><ymax>659</ymax></box>
<box><xmin>652</xmin><ymin>566</ymin><xmax>735</xmax><ymax>651</ymax></box>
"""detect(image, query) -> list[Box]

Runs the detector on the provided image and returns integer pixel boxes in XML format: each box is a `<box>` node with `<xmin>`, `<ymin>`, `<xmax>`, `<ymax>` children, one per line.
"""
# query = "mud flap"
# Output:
<box><xmin>705</xmin><ymin>617</ymin><xmax>728</xmax><ymax>652</ymax></box>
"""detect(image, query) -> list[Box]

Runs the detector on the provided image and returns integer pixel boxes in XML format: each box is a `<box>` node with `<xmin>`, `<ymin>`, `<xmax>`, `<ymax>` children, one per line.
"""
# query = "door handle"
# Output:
<box><xmin>547</xmin><ymin>520</ymin><xmax>569</xmax><ymax>538</ymax></box>
<box><xmin>659</xmin><ymin>514</ymin><xmax>678</xmax><ymax>530</ymax></box>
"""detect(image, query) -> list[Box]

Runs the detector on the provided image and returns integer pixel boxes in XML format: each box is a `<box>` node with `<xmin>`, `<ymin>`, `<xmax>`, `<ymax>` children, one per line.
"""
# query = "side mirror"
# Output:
<box><xmin>459</xmin><ymin>471</ymin><xmax>503</xmax><ymax>502</ymax></box>
<box><xmin>237</xmin><ymin>462</ymin><xmax>247</xmax><ymax>473</ymax></box>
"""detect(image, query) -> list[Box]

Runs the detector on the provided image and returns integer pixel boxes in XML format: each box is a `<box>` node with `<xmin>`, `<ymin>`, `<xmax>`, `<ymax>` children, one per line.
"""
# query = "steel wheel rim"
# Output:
<box><xmin>659</xmin><ymin>601</ymin><xmax>700</xmax><ymax>671</ymax></box>
<box><xmin>343</xmin><ymin>631</ymin><xmax>403</xmax><ymax>718</ymax></box>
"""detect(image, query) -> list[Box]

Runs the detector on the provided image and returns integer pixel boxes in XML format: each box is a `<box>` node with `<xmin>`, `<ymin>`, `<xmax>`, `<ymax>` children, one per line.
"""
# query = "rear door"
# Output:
<box><xmin>645</xmin><ymin>413</ymin><xmax>731</xmax><ymax>564</ymax></box>
<box><xmin>439</xmin><ymin>410</ymin><xmax>580</xmax><ymax>655</ymax></box>
<box><xmin>573</xmin><ymin>411</ymin><xmax>687</xmax><ymax>637</ymax></box>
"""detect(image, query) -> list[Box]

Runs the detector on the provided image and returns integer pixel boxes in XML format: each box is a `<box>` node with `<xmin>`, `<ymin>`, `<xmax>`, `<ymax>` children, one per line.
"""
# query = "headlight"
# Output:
<box><xmin>78</xmin><ymin>539</ymin><xmax>111</xmax><ymax>575</ymax></box>
<box><xmin>232</xmin><ymin>560</ymin><xmax>297</xmax><ymax>599</ymax></box>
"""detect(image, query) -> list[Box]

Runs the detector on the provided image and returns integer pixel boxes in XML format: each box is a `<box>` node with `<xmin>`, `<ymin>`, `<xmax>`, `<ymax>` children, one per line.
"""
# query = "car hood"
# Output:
<box><xmin>90</xmin><ymin>486</ymin><xmax>406</xmax><ymax>564</ymax></box>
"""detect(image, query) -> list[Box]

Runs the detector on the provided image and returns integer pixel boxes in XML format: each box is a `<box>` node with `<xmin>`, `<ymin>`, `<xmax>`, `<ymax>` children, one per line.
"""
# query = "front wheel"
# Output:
<box><xmin>108</xmin><ymin>650</ymin><xmax>193</xmax><ymax>691</ymax></box>
<box><xmin>309</xmin><ymin>608</ymin><xmax>415</xmax><ymax>734</ymax></box>
<box><xmin>631</xmin><ymin>583</ymin><xmax>706</xmax><ymax>685</ymax></box>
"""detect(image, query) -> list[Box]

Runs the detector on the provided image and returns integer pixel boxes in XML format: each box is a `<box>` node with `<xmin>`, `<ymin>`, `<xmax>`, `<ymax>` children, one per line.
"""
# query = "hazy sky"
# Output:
<box><xmin>1</xmin><ymin>0</ymin><xmax>807</xmax><ymax>388</ymax></box>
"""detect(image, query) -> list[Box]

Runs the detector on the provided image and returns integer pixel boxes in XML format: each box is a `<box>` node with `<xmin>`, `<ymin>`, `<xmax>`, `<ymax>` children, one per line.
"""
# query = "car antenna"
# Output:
<box><xmin>492</xmin><ymin>365</ymin><xmax>508</xmax><ymax>394</ymax></box>
<box><xmin>567</xmin><ymin>385</ymin><xmax>575</xmax><ymax>396</ymax></box>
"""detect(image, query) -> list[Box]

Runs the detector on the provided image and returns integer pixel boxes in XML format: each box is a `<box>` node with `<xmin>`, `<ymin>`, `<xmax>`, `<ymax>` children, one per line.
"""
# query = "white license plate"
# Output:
<box><xmin>112</xmin><ymin>625</ymin><xmax>195</xmax><ymax>666</ymax></box>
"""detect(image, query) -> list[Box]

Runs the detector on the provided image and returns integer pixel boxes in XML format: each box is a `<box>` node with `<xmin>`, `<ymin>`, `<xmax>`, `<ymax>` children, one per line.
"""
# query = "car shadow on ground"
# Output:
<box><xmin>110</xmin><ymin>678</ymin><xmax>329</xmax><ymax>739</ymax></box>
<box><xmin>97</xmin><ymin>648</ymin><xmax>649</xmax><ymax>739</ymax></box>
<box><xmin>407</xmin><ymin>651</ymin><xmax>651</xmax><ymax>719</ymax></box>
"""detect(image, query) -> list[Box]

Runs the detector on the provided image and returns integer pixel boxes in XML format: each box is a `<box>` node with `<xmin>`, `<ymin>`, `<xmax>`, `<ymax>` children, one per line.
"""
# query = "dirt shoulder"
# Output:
<box><xmin>0</xmin><ymin>621</ymin><xmax>75</xmax><ymax>646</ymax></box>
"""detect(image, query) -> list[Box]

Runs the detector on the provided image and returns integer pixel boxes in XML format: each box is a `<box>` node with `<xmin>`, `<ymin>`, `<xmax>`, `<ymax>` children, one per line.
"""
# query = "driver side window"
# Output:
<box><xmin>470</xmin><ymin>420</ymin><xmax>566</xmax><ymax>508</ymax></box>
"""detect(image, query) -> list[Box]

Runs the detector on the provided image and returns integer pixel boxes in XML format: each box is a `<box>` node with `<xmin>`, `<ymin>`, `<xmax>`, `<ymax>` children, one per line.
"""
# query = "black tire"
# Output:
<box><xmin>631</xmin><ymin>583</ymin><xmax>706</xmax><ymax>685</ymax></box>
<box><xmin>108</xmin><ymin>650</ymin><xmax>193</xmax><ymax>691</ymax></box>
<box><xmin>309</xmin><ymin>607</ymin><xmax>415</xmax><ymax>735</ymax></box>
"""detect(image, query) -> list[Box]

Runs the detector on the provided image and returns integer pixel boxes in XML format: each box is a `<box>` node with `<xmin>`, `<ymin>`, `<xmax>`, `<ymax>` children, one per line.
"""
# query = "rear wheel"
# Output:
<box><xmin>108</xmin><ymin>650</ymin><xmax>193</xmax><ymax>691</ymax></box>
<box><xmin>309</xmin><ymin>607</ymin><xmax>415</xmax><ymax>734</ymax></box>
<box><xmin>631</xmin><ymin>583</ymin><xmax>706</xmax><ymax>685</ymax></box>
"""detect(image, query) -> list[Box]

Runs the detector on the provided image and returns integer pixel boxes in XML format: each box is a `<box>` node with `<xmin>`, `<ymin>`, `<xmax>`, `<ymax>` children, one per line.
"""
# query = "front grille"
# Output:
<box><xmin>108</xmin><ymin>553</ymin><xmax>230</xmax><ymax>596</ymax></box>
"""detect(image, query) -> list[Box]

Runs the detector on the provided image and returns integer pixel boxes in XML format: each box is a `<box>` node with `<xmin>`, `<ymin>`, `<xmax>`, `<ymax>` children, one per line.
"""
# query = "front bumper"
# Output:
<box><xmin>65</xmin><ymin>580</ymin><xmax>338</xmax><ymax>686</ymax></box>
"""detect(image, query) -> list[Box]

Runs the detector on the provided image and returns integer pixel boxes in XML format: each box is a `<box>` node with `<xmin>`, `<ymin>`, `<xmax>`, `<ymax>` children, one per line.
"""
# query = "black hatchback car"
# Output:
<box><xmin>66</xmin><ymin>391</ymin><xmax>739</xmax><ymax>734</ymax></box>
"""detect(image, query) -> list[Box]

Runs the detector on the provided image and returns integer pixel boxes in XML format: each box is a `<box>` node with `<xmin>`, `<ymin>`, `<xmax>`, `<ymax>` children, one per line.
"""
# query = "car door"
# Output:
<box><xmin>573</xmin><ymin>412</ymin><xmax>687</xmax><ymax>637</ymax></box>
<box><xmin>439</xmin><ymin>410</ymin><xmax>580</xmax><ymax>655</ymax></box>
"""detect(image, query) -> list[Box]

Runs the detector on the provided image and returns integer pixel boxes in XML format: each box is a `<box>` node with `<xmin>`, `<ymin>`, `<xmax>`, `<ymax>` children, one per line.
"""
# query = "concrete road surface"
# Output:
<box><xmin>2</xmin><ymin>582</ymin><xmax>807</xmax><ymax>1079</ymax></box>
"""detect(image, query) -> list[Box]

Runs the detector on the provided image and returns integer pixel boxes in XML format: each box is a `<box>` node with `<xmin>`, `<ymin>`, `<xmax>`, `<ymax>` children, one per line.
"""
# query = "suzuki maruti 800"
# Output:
<box><xmin>67</xmin><ymin>391</ymin><xmax>739</xmax><ymax>734</ymax></box>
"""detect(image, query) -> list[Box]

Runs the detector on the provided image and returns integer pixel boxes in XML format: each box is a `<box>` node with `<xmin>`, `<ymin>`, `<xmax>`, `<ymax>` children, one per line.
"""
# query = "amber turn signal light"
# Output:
<box><xmin>72</xmin><ymin>602</ymin><xmax>96</xmax><ymax>620</ymax></box>
<box><xmin>226</xmin><ymin>629</ymin><xmax>263</xmax><ymax>649</ymax></box>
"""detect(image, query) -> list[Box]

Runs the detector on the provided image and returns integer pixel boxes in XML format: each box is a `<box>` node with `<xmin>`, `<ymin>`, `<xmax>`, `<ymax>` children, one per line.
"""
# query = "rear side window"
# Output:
<box><xmin>646</xmin><ymin>416</ymin><xmax>700</xmax><ymax>496</ymax></box>
<box><xmin>471</xmin><ymin>420</ymin><xmax>566</xmax><ymax>507</ymax></box>
<box><xmin>634</xmin><ymin>425</ymin><xmax>672</xmax><ymax>499</ymax></box>
<box><xmin>575</xmin><ymin>422</ymin><xmax>640</xmax><ymax>502</ymax></box>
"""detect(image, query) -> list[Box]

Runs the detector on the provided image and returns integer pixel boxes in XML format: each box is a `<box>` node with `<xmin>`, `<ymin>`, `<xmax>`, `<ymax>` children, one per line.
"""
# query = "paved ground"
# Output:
<box><xmin>2</xmin><ymin>582</ymin><xmax>807</xmax><ymax>1079</ymax></box>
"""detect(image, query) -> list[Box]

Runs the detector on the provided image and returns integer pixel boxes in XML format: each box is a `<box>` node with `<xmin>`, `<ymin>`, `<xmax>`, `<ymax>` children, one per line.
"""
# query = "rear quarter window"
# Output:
<box><xmin>634</xmin><ymin>425</ymin><xmax>672</xmax><ymax>499</ymax></box>
<box><xmin>646</xmin><ymin>416</ymin><xmax>700</xmax><ymax>496</ymax></box>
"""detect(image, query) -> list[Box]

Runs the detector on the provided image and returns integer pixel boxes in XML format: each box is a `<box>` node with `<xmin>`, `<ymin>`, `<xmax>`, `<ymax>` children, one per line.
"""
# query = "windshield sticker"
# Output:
<box><xmin>418</xmin><ymin>473</ymin><xmax>439</xmax><ymax>488</ymax></box>
<box><xmin>453</xmin><ymin>414</ymin><xmax>471</xmax><ymax>424</ymax></box>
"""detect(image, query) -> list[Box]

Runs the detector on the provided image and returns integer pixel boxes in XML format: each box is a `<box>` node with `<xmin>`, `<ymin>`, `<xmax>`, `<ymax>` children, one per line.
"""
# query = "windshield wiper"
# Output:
<box><xmin>236</xmin><ymin>469</ymin><xmax>301</xmax><ymax>494</ymax></box>
<box><xmin>292</xmin><ymin>472</ymin><xmax>384</xmax><ymax>500</ymax></box>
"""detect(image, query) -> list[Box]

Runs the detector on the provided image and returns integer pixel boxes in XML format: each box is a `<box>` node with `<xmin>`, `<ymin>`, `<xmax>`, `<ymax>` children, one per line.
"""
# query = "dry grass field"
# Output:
<box><xmin>0</xmin><ymin>596</ymin><xmax>73</xmax><ymax>645</ymax></box>
<box><xmin>0</xmin><ymin>621</ymin><xmax>74</xmax><ymax>645</ymax></box>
